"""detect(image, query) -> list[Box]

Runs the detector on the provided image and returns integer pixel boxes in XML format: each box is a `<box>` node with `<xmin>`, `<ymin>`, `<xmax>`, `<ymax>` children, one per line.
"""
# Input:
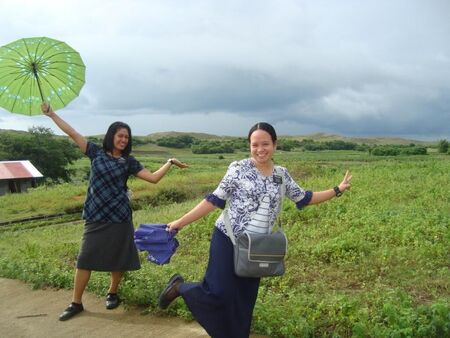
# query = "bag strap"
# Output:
<box><xmin>273</xmin><ymin>166</ymin><xmax>286</xmax><ymax>231</ymax></box>
<box><xmin>274</xmin><ymin>166</ymin><xmax>286</xmax><ymax>198</ymax></box>
<box><xmin>223</xmin><ymin>208</ymin><xmax>236</xmax><ymax>245</ymax></box>
<box><xmin>223</xmin><ymin>165</ymin><xmax>286</xmax><ymax>244</ymax></box>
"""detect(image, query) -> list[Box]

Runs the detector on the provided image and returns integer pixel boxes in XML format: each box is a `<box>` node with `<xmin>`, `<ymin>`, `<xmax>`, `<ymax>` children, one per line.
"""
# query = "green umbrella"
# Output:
<box><xmin>0</xmin><ymin>37</ymin><xmax>85</xmax><ymax>115</ymax></box>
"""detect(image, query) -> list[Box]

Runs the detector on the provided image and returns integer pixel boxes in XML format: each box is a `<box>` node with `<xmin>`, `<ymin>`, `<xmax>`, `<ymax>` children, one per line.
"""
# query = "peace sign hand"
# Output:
<box><xmin>338</xmin><ymin>170</ymin><xmax>352</xmax><ymax>192</ymax></box>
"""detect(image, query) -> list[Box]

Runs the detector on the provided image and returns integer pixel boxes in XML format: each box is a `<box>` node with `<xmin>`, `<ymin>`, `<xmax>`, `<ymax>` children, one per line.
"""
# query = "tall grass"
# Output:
<box><xmin>0</xmin><ymin>151</ymin><xmax>449</xmax><ymax>337</ymax></box>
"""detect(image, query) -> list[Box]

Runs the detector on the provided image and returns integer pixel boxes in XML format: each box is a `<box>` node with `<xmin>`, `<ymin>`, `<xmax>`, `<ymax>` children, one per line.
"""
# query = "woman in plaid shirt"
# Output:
<box><xmin>41</xmin><ymin>102</ymin><xmax>187</xmax><ymax>321</ymax></box>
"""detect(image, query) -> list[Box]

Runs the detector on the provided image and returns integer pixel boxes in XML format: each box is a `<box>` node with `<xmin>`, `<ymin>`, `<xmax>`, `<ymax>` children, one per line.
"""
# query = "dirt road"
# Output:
<box><xmin>0</xmin><ymin>278</ymin><xmax>267</xmax><ymax>338</ymax></box>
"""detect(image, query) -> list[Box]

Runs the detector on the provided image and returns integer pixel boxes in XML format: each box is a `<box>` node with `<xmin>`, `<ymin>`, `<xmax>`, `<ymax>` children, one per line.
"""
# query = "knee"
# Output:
<box><xmin>213</xmin><ymin>286</ymin><xmax>235</xmax><ymax>305</ymax></box>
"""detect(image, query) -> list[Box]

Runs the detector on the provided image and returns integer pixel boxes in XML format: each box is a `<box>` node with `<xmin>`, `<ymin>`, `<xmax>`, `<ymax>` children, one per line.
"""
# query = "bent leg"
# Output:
<box><xmin>180</xmin><ymin>228</ymin><xmax>260</xmax><ymax>338</ymax></box>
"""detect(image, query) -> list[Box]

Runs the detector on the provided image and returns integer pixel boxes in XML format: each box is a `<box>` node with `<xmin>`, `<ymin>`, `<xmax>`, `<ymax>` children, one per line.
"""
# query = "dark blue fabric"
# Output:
<box><xmin>296</xmin><ymin>190</ymin><xmax>313</xmax><ymax>209</ymax></box>
<box><xmin>83</xmin><ymin>142</ymin><xmax>143</xmax><ymax>223</ymax></box>
<box><xmin>134</xmin><ymin>224</ymin><xmax>179</xmax><ymax>265</ymax></box>
<box><xmin>205</xmin><ymin>193</ymin><xmax>226</xmax><ymax>209</ymax></box>
<box><xmin>179</xmin><ymin>227</ymin><xmax>260</xmax><ymax>338</ymax></box>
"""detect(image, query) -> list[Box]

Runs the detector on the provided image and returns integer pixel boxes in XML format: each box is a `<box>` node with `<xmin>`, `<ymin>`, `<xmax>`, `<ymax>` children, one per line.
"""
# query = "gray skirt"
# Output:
<box><xmin>77</xmin><ymin>221</ymin><xmax>141</xmax><ymax>272</ymax></box>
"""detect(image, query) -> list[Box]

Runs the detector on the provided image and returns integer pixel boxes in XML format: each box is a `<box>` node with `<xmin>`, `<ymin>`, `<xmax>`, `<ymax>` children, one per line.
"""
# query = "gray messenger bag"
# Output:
<box><xmin>223</xmin><ymin>166</ymin><xmax>288</xmax><ymax>278</ymax></box>
<box><xmin>231</xmin><ymin>227</ymin><xmax>287</xmax><ymax>278</ymax></box>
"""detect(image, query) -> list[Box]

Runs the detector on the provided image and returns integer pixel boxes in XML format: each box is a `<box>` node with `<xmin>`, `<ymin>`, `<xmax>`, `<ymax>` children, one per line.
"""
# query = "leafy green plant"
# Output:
<box><xmin>0</xmin><ymin>150</ymin><xmax>449</xmax><ymax>337</ymax></box>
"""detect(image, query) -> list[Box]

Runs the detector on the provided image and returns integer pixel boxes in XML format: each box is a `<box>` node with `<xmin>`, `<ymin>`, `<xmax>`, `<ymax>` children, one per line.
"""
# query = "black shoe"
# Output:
<box><xmin>106</xmin><ymin>293</ymin><xmax>121</xmax><ymax>310</ymax></box>
<box><xmin>59</xmin><ymin>302</ymin><xmax>84</xmax><ymax>321</ymax></box>
<box><xmin>158</xmin><ymin>274</ymin><xmax>184</xmax><ymax>309</ymax></box>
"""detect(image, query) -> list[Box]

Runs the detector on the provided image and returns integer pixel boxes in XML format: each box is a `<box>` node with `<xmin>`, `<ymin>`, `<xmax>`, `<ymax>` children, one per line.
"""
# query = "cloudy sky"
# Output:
<box><xmin>1</xmin><ymin>0</ymin><xmax>449</xmax><ymax>139</ymax></box>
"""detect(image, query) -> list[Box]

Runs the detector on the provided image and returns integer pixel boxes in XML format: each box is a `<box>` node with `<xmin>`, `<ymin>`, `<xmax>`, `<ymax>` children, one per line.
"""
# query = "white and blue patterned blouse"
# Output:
<box><xmin>205</xmin><ymin>159</ymin><xmax>312</xmax><ymax>237</ymax></box>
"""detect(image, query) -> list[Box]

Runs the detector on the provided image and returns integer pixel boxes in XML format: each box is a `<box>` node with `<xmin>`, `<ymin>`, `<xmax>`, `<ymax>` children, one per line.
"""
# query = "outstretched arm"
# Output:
<box><xmin>41</xmin><ymin>102</ymin><xmax>87</xmax><ymax>153</ymax></box>
<box><xmin>136</xmin><ymin>158</ymin><xmax>188</xmax><ymax>184</ymax></box>
<box><xmin>167</xmin><ymin>199</ymin><xmax>217</xmax><ymax>232</ymax></box>
<box><xmin>308</xmin><ymin>170</ymin><xmax>352</xmax><ymax>205</ymax></box>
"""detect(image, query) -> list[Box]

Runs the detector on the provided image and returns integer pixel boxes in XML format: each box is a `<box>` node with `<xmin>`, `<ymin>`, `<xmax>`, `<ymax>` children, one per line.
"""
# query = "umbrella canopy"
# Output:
<box><xmin>134</xmin><ymin>224</ymin><xmax>179</xmax><ymax>265</ymax></box>
<box><xmin>0</xmin><ymin>37</ymin><xmax>85</xmax><ymax>115</ymax></box>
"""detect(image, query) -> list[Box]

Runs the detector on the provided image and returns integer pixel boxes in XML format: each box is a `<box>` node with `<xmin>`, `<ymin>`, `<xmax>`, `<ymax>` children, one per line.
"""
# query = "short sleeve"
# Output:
<box><xmin>85</xmin><ymin>141</ymin><xmax>101</xmax><ymax>160</ymax></box>
<box><xmin>282</xmin><ymin>168</ymin><xmax>313</xmax><ymax>209</ymax></box>
<box><xmin>128</xmin><ymin>156</ymin><xmax>144</xmax><ymax>175</ymax></box>
<box><xmin>205</xmin><ymin>193</ymin><xmax>226</xmax><ymax>209</ymax></box>
<box><xmin>210</xmin><ymin>161</ymin><xmax>240</xmax><ymax>201</ymax></box>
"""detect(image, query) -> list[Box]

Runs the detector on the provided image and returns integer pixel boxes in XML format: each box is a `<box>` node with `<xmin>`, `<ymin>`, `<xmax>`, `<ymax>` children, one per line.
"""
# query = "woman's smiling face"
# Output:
<box><xmin>113</xmin><ymin>127</ymin><xmax>129</xmax><ymax>153</ymax></box>
<box><xmin>249</xmin><ymin>129</ymin><xmax>276</xmax><ymax>166</ymax></box>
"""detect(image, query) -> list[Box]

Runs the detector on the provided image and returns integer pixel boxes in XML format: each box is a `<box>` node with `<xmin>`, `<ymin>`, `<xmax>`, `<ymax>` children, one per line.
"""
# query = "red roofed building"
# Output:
<box><xmin>0</xmin><ymin>160</ymin><xmax>44</xmax><ymax>195</ymax></box>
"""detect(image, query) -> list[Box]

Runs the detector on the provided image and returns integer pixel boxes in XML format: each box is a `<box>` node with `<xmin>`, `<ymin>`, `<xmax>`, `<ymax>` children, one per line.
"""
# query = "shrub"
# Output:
<box><xmin>371</xmin><ymin>146</ymin><xmax>401</xmax><ymax>156</ymax></box>
<box><xmin>437</xmin><ymin>139</ymin><xmax>449</xmax><ymax>153</ymax></box>
<box><xmin>156</xmin><ymin>135</ymin><xmax>195</xmax><ymax>148</ymax></box>
<box><xmin>401</xmin><ymin>146</ymin><xmax>427</xmax><ymax>155</ymax></box>
<box><xmin>191</xmin><ymin>140</ymin><xmax>234</xmax><ymax>154</ymax></box>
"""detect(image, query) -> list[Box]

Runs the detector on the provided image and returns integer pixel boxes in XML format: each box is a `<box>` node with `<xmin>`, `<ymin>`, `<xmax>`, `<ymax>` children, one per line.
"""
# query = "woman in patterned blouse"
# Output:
<box><xmin>159</xmin><ymin>122</ymin><xmax>352</xmax><ymax>338</ymax></box>
<box><xmin>41</xmin><ymin>102</ymin><xmax>188</xmax><ymax>321</ymax></box>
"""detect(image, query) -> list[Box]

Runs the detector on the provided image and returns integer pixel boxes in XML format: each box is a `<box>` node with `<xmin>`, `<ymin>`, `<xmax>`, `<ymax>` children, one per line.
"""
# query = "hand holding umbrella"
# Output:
<box><xmin>41</xmin><ymin>101</ymin><xmax>54</xmax><ymax>116</ymax></box>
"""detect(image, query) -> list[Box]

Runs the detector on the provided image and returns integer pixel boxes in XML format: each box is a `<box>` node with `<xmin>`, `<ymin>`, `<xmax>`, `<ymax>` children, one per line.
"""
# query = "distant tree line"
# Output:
<box><xmin>150</xmin><ymin>135</ymin><xmax>437</xmax><ymax>156</ymax></box>
<box><xmin>369</xmin><ymin>144</ymin><xmax>428</xmax><ymax>156</ymax></box>
<box><xmin>0</xmin><ymin>127</ymin><xmax>82</xmax><ymax>182</ymax></box>
<box><xmin>191</xmin><ymin>140</ymin><xmax>236</xmax><ymax>154</ymax></box>
<box><xmin>1</xmin><ymin>128</ymin><xmax>441</xmax><ymax>185</ymax></box>
<box><xmin>156</xmin><ymin>135</ymin><xmax>195</xmax><ymax>148</ymax></box>
<box><xmin>296</xmin><ymin>139</ymin><xmax>370</xmax><ymax>152</ymax></box>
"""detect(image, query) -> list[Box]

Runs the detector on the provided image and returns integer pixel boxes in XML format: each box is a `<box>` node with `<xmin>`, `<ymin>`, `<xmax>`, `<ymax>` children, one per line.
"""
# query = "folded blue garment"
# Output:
<box><xmin>134</xmin><ymin>224</ymin><xmax>179</xmax><ymax>265</ymax></box>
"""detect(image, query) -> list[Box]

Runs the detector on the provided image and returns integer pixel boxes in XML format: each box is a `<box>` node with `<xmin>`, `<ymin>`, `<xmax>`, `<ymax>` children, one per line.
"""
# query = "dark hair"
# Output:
<box><xmin>103</xmin><ymin>121</ymin><xmax>132</xmax><ymax>157</ymax></box>
<box><xmin>247</xmin><ymin>122</ymin><xmax>277</xmax><ymax>143</ymax></box>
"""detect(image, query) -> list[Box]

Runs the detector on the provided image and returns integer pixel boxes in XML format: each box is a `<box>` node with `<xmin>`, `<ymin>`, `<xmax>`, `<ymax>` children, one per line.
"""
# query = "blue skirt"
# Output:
<box><xmin>180</xmin><ymin>227</ymin><xmax>260</xmax><ymax>338</ymax></box>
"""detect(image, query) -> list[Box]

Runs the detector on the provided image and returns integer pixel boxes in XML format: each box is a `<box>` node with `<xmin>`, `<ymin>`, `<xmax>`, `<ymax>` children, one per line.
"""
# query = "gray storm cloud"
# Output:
<box><xmin>1</xmin><ymin>0</ymin><xmax>449</xmax><ymax>139</ymax></box>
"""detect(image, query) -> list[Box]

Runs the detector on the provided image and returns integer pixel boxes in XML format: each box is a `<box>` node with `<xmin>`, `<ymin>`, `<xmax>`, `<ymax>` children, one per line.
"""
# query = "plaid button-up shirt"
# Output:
<box><xmin>82</xmin><ymin>142</ymin><xmax>143</xmax><ymax>223</ymax></box>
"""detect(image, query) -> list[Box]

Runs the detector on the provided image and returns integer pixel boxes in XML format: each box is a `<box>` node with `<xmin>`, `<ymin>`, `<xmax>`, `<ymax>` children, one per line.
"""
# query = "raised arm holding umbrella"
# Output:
<box><xmin>1</xmin><ymin>36</ymin><xmax>189</xmax><ymax>321</ymax></box>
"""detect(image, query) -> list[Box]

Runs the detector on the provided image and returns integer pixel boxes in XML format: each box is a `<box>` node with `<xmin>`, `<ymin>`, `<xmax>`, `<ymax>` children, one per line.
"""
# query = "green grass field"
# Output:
<box><xmin>0</xmin><ymin>149</ymin><xmax>449</xmax><ymax>337</ymax></box>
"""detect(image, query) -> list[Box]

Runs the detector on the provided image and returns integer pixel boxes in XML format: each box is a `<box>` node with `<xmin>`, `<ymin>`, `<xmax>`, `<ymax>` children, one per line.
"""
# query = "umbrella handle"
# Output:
<box><xmin>31</xmin><ymin>62</ymin><xmax>45</xmax><ymax>102</ymax></box>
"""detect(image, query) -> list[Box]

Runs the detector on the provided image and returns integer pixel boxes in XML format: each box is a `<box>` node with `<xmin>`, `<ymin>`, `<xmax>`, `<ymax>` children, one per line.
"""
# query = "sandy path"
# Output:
<box><xmin>0</xmin><ymin>278</ymin><xmax>267</xmax><ymax>338</ymax></box>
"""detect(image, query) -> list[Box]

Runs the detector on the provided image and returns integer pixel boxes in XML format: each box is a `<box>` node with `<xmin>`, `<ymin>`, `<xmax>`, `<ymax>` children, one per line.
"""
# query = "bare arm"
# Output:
<box><xmin>167</xmin><ymin>199</ymin><xmax>217</xmax><ymax>232</ymax></box>
<box><xmin>308</xmin><ymin>170</ymin><xmax>352</xmax><ymax>205</ymax></box>
<box><xmin>136</xmin><ymin>158</ymin><xmax>188</xmax><ymax>184</ymax></box>
<box><xmin>41</xmin><ymin>102</ymin><xmax>87</xmax><ymax>153</ymax></box>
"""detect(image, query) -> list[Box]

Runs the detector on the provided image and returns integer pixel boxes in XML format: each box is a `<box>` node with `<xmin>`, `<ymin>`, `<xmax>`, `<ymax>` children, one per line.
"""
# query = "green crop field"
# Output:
<box><xmin>0</xmin><ymin>149</ymin><xmax>449</xmax><ymax>337</ymax></box>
